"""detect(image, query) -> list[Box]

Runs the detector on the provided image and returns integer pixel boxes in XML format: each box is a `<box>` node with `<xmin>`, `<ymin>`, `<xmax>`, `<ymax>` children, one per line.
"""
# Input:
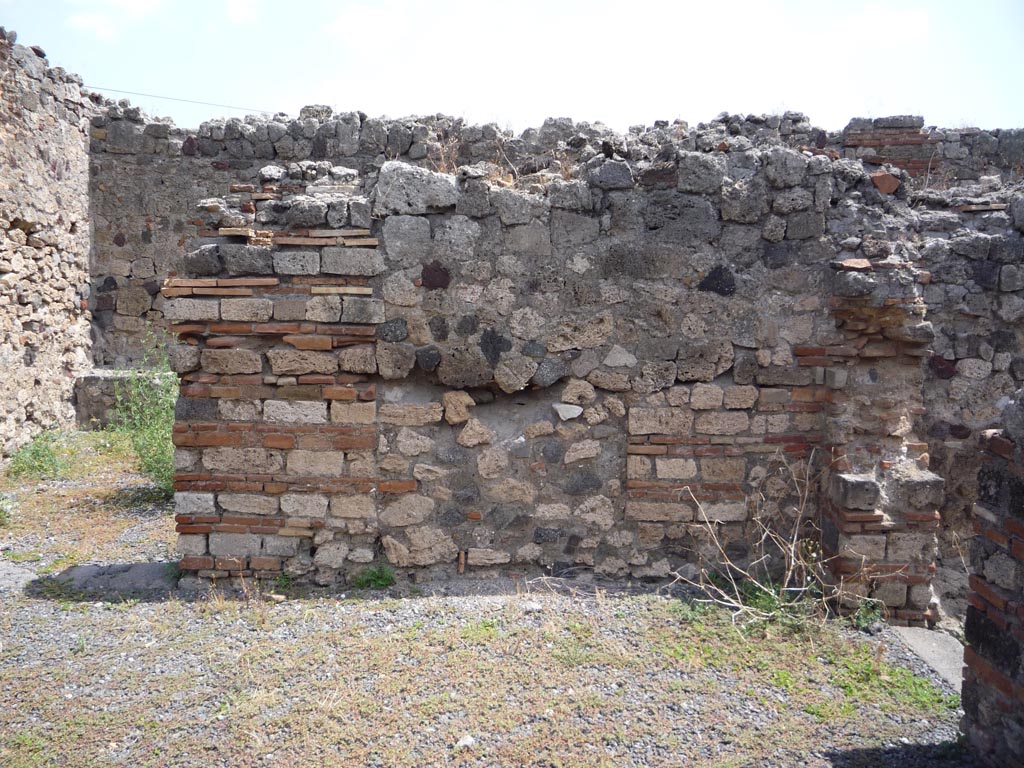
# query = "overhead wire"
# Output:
<box><xmin>81</xmin><ymin>85</ymin><xmax>275</xmax><ymax>114</ymax></box>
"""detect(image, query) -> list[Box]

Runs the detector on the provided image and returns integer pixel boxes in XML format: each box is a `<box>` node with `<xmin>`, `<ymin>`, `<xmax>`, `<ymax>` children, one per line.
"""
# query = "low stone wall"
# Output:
<box><xmin>0</xmin><ymin>30</ymin><xmax>97</xmax><ymax>455</ymax></box>
<box><xmin>161</xmin><ymin>130</ymin><xmax>963</xmax><ymax>622</ymax></box>
<box><xmin>963</xmin><ymin>399</ymin><xmax>1024</xmax><ymax>767</ymax></box>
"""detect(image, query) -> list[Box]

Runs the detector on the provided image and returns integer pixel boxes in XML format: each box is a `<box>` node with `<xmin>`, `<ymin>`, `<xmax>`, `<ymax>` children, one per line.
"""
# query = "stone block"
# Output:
<box><xmin>871</xmin><ymin>581</ymin><xmax>907</xmax><ymax>608</ymax></box>
<box><xmin>373</xmin><ymin>161</ymin><xmax>458</xmax><ymax>215</ymax></box>
<box><xmin>176</xmin><ymin>534</ymin><xmax>207</xmax><ymax>556</ymax></box>
<box><xmin>218</xmin><ymin>493</ymin><xmax>279</xmax><ymax>516</ymax></box>
<box><xmin>264</xmin><ymin>400</ymin><xmax>328</xmax><ymax>424</ymax></box>
<box><xmin>627</xmin><ymin>407</ymin><xmax>693</xmax><ymax>435</ymax></box>
<box><xmin>222</xmin><ymin>244</ymin><xmax>273</xmax><ymax>275</ymax></box>
<box><xmin>442</xmin><ymin>390</ymin><xmax>475</xmax><ymax>424</ymax></box>
<box><xmin>209</xmin><ymin>532</ymin><xmax>262</xmax><ymax>557</ymax></box>
<box><xmin>378</xmin><ymin>402</ymin><xmax>443</xmax><ymax>426</ymax></box>
<box><xmin>176</xmin><ymin>492</ymin><xmax>215</xmax><ymax>516</ymax></box>
<box><xmin>204</xmin><ymin>448</ymin><xmax>283</xmax><ymax>474</ymax></box>
<box><xmin>655</xmin><ymin>458</ymin><xmax>697</xmax><ymax>479</ymax></box>
<box><xmin>330</xmin><ymin>401</ymin><xmax>376</xmax><ymax>424</ymax></box>
<box><xmin>886</xmin><ymin>532</ymin><xmax>937</xmax><ymax>563</ymax></box>
<box><xmin>164</xmin><ymin>298</ymin><xmax>220</xmax><ymax>321</ymax></box>
<box><xmin>286</xmin><ymin>450</ymin><xmax>346</xmax><ymax>476</ymax></box>
<box><xmin>694</xmin><ymin>411</ymin><xmax>749</xmax><ymax>435</ymax></box>
<box><xmin>201</xmin><ymin>348</ymin><xmax>262</xmax><ymax>375</ymax></box>
<box><xmin>280</xmin><ymin>493</ymin><xmax>329</xmax><ymax>518</ymax></box>
<box><xmin>723</xmin><ymin>385</ymin><xmax>758</xmax><ymax>409</ymax></box>
<box><xmin>305</xmin><ymin>295</ymin><xmax>342</xmax><ymax>322</ymax></box>
<box><xmin>699</xmin><ymin>457</ymin><xmax>746</xmax><ymax>483</ymax></box>
<box><xmin>689</xmin><ymin>383</ymin><xmax>724</xmax><ymax>410</ymax></box>
<box><xmin>478</xmin><ymin>447</ymin><xmax>509</xmax><ymax>478</ymax></box>
<box><xmin>564</xmin><ymin>439</ymin><xmax>601</xmax><ymax>464</ymax></box>
<box><xmin>267</xmin><ymin>348</ymin><xmax>338</xmax><ymax>375</ymax></box>
<box><xmin>626</xmin><ymin>501</ymin><xmax>693</xmax><ymax>522</ymax></box>
<box><xmin>341</xmin><ymin>297</ymin><xmax>385</xmax><ymax>324</ymax></box>
<box><xmin>314</xmin><ymin>541</ymin><xmax>350</xmax><ymax>569</ymax></box>
<box><xmin>221</xmin><ymin>298</ymin><xmax>273</xmax><ymax>322</ymax></box>
<box><xmin>321</xmin><ymin>247</ymin><xmax>386</xmax><ymax>276</ymax></box>
<box><xmin>274</xmin><ymin>250</ymin><xmax>320</xmax><ymax>275</ymax></box>
<box><xmin>466</xmin><ymin>548</ymin><xmax>511</xmax><ymax>566</ymax></box>
<box><xmin>697</xmin><ymin>502</ymin><xmax>747</xmax><ymax>523</ymax></box>
<box><xmin>330</xmin><ymin>494</ymin><xmax>376</xmax><ymax>519</ymax></box>
<box><xmin>830</xmin><ymin>473</ymin><xmax>880</xmax><ymax>510</ymax></box>
<box><xmin>380</xmin><ymin>494</ymin><xmax>435</xmax><ymax>527</ymax></box>
<box><xmin>837</xmin><ymin>534</ymin><xmax>887</xmax><ymax>562</ymax></box>
<box><xmin>337</xmin><ymin>344</ymin><xmax>378</xmax><ymax>374</ymax></box>
<box><xmin>457</xmin><ymin>417</ymin><xmax>495</xmax><ymax>447</ymax></box>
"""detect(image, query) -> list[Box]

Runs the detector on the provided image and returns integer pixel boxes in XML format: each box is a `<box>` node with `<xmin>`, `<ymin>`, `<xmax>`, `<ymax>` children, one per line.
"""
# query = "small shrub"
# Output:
<box><xmin>111</xmin><ymin>334</ymin><xmax>178</xmax><ymax>497</ymax></box>
<box><xmin>7</xmin><ymin>431</ymin><xmax>69</xmax><ymax>480</ymax></box>
<box><xmin>851</xmin><ymin>597</ymin><xmax>885</xmax><ymax>630</ymax></box>
<box><xmin>350</xmin><ymin>565</ymin><xmax>395</xmax><ymax>590</ymax></box>
<box><xmin>0</xmin><ymin>492</ymin><xmax>14</xmax><ymax>526</ymax></box>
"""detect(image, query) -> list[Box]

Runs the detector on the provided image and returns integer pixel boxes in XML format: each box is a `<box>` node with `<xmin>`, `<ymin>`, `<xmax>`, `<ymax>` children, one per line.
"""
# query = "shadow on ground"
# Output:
<box><xmin>24</xmin><ymin>561</ymin><xmax>180</xmax><ymax>602</ymax></box>
<box><xmin>825</xmin><ymin>741</ymin><xmax>974</xmax><ymax>767</ymax></box>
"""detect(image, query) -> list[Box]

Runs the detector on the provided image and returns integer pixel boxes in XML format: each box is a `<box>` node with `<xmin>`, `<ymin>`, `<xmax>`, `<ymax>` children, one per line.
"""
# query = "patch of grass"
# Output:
<box><xmin>7</xmin><ymin>431</ymin><xmax>70</xmax><ymax>480</ymax></box>
<box><xmin>460</xmin><ymin>618</ymin><xmax>500</xmax><ymax>643</ymax></box>
<box><xmin>349</xmin><ymin>564</ymin><xmax>395</xmax><ymax>590</ymax></box>
<box><xmin>110</xmin><ymin>333</ymin><xmax>178</xmax><ymax>497</ymax></box>
<box><xmin>827</xmin><ymin>644</ymin><xmax>960</xmax><ymax>713</ymax></box>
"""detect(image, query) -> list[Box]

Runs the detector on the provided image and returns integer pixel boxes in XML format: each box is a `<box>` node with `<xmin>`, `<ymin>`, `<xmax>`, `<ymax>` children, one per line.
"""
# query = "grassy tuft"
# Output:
<box><xmin>349</xmin><ymin>564</ymin><xmax>396</xmax><ymax>590</ymax></box>
<box><xmin>109</xmin><ymin>333</ymin><xmax>178</xmax><ymax>497</ymax></box>
<box><xmin>7</xmin><ymin>431</ymin><xmax>70</xmax><ymax>480</ymax></box>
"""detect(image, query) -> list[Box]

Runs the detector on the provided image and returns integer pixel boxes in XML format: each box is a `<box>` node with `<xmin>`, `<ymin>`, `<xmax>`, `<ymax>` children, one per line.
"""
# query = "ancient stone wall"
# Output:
<box><xmin>0</xmin><ymin>30</ymin><xmax>96</xmax><ymax>454</ymax></box>
<box><xmin>963</xmin><ymin>399</ymin><xmax>1024</xmax><ymax>767</ymax></box>
<box><xmin>838</xmin><ymin>115</ymin><xmax>1024</xmax><ymax>181</ymax></box>
<box><xmin>158</xmin><ymin>120</ymin><xmax>1004</xmax><ymax>626</ymax></box>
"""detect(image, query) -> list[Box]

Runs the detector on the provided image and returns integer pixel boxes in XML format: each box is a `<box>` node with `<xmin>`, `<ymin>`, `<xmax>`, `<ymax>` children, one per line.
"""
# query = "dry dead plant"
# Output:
<box><xmin>427</xmin><ymin>133</ymin><xmax>461</xmax><ymax>174</ymax></box>
<box><xmin>669</xmin><ymin>450</ymin><xmax>860</xmax><ymax>632</ymax></box>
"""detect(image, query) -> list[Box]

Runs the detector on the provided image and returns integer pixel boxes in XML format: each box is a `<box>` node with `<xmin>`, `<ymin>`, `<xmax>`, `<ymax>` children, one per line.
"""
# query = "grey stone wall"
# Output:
<box><xmin>0</xmin><ymin>30</ymin><xmax>96</xmax><ymax>454</ymax></box>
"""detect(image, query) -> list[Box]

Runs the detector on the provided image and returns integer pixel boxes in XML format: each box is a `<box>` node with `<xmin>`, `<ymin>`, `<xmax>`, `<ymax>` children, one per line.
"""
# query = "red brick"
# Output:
<box><xmin>193</xmin><ymin>432</ymin><xmax>242</xmax><ymax>447</ymax></box>
<box><xmin>963</xmin><ymin>646</ymin><xmax>1014</xmax><ymax>699</ymax></box>
<box><xmin>379</xmin><ymin>479</ymin><xmax>417</xmax><ymax>494</ymax></box>
<box><xmin>215</xmin><ymin>556</ymin><xmax>247</xmax><ymax>571</ymax></box>
<box><xmin>970</xmin><ymin>574</ymin><xmax>1009</xmax><ymax>612</ymax></box>
<box><xmin>209</xmin><ymin>386</ymin><xmax>242</xmax><ymax>398</ymax></box>
<box><xmin>298</xmin><ymin>374</ymin><xmax>337</xmax><ymax>385</ymax></box>
<box><xmin>323</xmin><ymin>386</ymin><xmax>357</xmax><ymax>401</ymax></box>
<box><xmin>283</xmin><ymin>334</ymin><xmax>333</xmax><ymax>350</ymax></box>
<box><xmin>209</xmin><ymin>322</ymin><xmax>253</xmax><ymax>334</ymax></box>
<box><xmin>264</xmin><ymin>434</ymin><xmax>295</xmax><ymax>449</ymax></box>
<box><xmin>180</xmin><ymin>556</ymin><xmax>214</xmax><ymax>571</ymax></box>
<box><xmin>250</xmin><ymin>556</ymin><xmax>282</xmax><ymax>571</ymax></box>
<box><xmin>176</xmin><ymin>524</ymin><xmax>213</xmax><ymax>534</ymax></box>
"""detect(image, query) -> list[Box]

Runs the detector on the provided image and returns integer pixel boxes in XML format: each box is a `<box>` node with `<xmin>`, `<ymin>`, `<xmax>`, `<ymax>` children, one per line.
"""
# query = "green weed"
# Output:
<box><xmin>349</xmin><ymin>564</ymin><xmax>396</xmax><ymax>590</ymax></box>
<box><xmin>7</xmin><ymin>431</ymin><xmax>69</xmax><ymax>480</ymax></box>
<box><xmin>110</xmin><ymin>334</ymin><xmax>178</xmax><ymax>497</ymax></box>
<box><xmin>0</xmin><ymin>492</ymin><xmax>13</xmax><ymax>526</ymax></box>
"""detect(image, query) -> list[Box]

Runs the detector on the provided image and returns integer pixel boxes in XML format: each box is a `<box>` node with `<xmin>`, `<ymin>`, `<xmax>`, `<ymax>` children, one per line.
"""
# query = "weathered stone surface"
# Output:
<box><xmin>376</xmin><ymin>342</ymin><xmax>416</xmax><ymax>379</ymax></box>
<box><xmin>287</xmin><ymin>450</ymin><xmax>346</xmax><ymax>476</ymax></box>
<box><xmin>676</xmin><ymin>340</ymin><xmax>734</xmax><ymax>382</ymax></box>
<box><xmin>457</xmin><ymin>418</ymin><xmax>495</xmax><ymax>447</ymax></box>
<box><xmin>383</xmin><ymin>526</ymin><xmax>457</xmax><ymax>566</ymax></box>
<box><xmin>546</xmin><ymin>313</ymin><xmax>614</xmax><ymax>352</ymax></box>
<box><xmin>379</xmin><ymin>403</ymin><xmax>444</xmax><ymax>426</ymax></box>
<box><xmin>204</xmin><ymin>448</ymin><xmax>283</xmax><ymax>474</ymax></box>
<box><xmin>564</xmin><ymin>439</ymin><xmax>601</xmax><ymax>463</ymax></box>
<box><xmin>627</xmin><ymin>407</ymin><xmax>693</xmax><ymax>435</ymax></box>
<box><xmin>337</xmin><ymin>345</ymin><xmax>378</xmax><ymax>374</ymax></box>
<box><xmin>305</xmin><ymin>295</ymin><xmax>342</xmax><ymax>322</ymax></box>
<box><xmin>221</xmin><ymin>298</ymin><xmax>274</xmax><ymax>322</ymax></box>
<box><xmin>164</xmin><ymin>299</ymin><xmax>220</xmax><ymax>322</ymax></box>
<box><xmin>264</xmin><ymin>400</ymin><xmax>328</xmax><ymax>424</ymax></box>
<box><xmin>267</xmin><ymin>348</ymin><xmax>337</xmax><ymax>375</ymax></box>
<box><xmin>330</xmin><ymin>494</ymin><xmax>376</xmax><ymax>519</ymax></box>
<box><xmin>281</xmin><ymin>493</ymin><xmax>329</xmax><ymax>518</ymax></box>
<box><xmin>274</xmin><ymin>250</ymin><xmax>320</xmax><ymax>275</ymax></box>
<box><xmin>330</xmin><ymin>401</ymin><xmax>376</xmax><ymax>424</ymax></box>
<box><xmin>341</xmin><ymin>297</ymin><xmax>385</xmax><ymax>324</ymax></box>
<box><xmin>442</xmin><ymin>390</ymin><xmax>476</xmax><ymax>424</ymax></box>
<box><xmin>380</xmin><ymin>495</ymin><xmax>435</xmax><ymax>527</ymax></box>
<box><xmin>321</xmin><ymin>247</ymin><xmax>386</xmax><ymax>276</ymax></box>
<box><xmin>494</xmin><ymin>353</ymin><xmax>538</xmax><ymax>393</ymax></box>
<box><xmin>201</xmin><ymin>349</ymin><xmax>262</xmax><ymax>375</ymax></box>
<box><xmin>374</xmin><ymin>161</ymin><xmax>458</xmax><ymax>215</ymax></box>
<box><xmin>694</xmin><ymin>411</ymin><xmax>749</xmax><ymax>435</ymax></box>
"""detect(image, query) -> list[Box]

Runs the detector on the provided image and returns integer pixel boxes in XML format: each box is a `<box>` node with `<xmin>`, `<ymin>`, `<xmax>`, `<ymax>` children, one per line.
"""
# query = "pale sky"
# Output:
<box><xmin>2</xmin><ymin>0</ymin><xmax>1022</xmax><ymax>133</ymax></box>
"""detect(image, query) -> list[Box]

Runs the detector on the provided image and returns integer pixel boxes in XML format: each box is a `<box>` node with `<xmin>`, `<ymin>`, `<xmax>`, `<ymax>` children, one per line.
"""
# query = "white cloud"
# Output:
<box><xmin>64</xmin><ymin>0</ymin><xmax>167</xmax><ymax>40</ymax></box>
<box><xmin>225</xmin><ymin>0</ymin><xmax>261</xmax><ymax>24</ymax></box>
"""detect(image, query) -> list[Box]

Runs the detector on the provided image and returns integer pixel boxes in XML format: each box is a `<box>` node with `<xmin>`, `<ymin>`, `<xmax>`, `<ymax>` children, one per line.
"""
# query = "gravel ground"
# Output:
<box><xmin>0</xmin><ymin>573</ymin><xmax>972</xmax><ymax>768</ymax></box>
<box><xmin>0</xmin><ymin>436</ymin><xmax>975</xmax><ymax>767</ymax></box>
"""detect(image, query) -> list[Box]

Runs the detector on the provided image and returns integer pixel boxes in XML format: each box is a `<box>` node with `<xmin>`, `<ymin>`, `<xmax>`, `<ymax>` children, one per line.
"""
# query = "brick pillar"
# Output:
<box><xmin>821</xmin><ymin>251</ymin><xmax>943</xmax><ymax>625</ymax></box>
<box><xmin>962</xmin><ymin>397</ymin><xmax>1024</xmax><ymax>767</ymax></box>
